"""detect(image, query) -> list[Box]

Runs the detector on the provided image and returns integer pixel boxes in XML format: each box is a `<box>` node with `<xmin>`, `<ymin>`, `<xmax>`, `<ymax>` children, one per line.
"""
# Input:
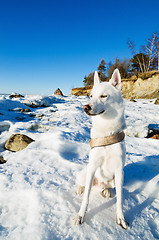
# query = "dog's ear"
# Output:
<box><xmin>94</xmin><ymin>71</ymin><xmax>101</xmax><ymax>85</ymax></box>
<box><xmin>109</xmin><ymin>69</ymin><xmax>121</xmax><ymax>90</ymax></box>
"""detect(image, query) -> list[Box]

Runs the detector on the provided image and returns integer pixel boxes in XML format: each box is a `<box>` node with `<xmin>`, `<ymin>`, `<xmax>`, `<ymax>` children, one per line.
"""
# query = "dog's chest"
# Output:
<box><xmin>95</xmin><ymin>152</ymin><xmax>114</xmax><ymax>181</ymax></box>
<box><xmin>93</xmin><ymin>143</ymin><xmax>125</xmax><ymax>182</ymax></box>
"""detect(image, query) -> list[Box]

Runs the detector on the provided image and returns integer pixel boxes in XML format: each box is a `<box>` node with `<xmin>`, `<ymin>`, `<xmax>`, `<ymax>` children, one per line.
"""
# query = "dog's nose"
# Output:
<box><xmin>83</xmin><ymin>104</ymin><xmax>91</xmax><ymax>112</ymax></box>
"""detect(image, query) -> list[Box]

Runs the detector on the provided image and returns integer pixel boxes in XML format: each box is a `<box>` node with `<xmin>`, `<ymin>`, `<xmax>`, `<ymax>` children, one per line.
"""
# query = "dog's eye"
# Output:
<box><xmin>100</xmin><ymin>95</ymin><xmax>107</xmax><ymax>98</ymax></box>
<box><xmin>90</xmin><ymin>95</ymin><xmax>93</xmax><ymax>98</ymax></box>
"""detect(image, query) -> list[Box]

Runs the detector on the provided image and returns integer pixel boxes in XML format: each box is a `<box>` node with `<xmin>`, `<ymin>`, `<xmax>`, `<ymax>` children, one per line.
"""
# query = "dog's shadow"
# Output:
<box><xmin>87</xmin><ymin>197</ymin><xmax>116</xmax><ymax>221</ymax></box>
<box><xmin>123</xmin><ymin>154</ymin><xmax>159</xmax><ymax>226</ymax></box>
<box><xmin>124</xmin><ymin>154</ymin><xmax>159</xmax><ymax>186</ymax></box>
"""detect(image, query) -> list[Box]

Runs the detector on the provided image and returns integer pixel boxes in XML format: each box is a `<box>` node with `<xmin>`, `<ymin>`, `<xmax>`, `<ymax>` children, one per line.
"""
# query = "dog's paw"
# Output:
<box><xmin>76</xmin><ymin>186</ymin><xmax>85</xmax><ymax>195</ymax></box>
<box><xmin>73</xmin><ymin>215</ymin><xmax>84</xmax><ymax>226</ymax></box>
<box><xmin>101</xmin><ymin>188</ymin><xmax>111</xmax><ymax>198</ymax></box>
<box><xmin>116</xmin><ymin>215</ymin><xmax>129</xmax><ymax>230</ymax></box>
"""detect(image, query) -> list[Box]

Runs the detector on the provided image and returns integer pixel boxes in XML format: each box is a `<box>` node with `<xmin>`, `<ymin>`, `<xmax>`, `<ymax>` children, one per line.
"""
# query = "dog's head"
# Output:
<box><xmin>83</xmin><ymin>69</ymin><xmax>123</xmax><ymax>117</ymax></box>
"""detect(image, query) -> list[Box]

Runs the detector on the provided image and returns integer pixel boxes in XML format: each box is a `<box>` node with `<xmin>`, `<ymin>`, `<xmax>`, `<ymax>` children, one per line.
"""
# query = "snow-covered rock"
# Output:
<box><xmin>0</xmin><ymin>121</ymin><xmax>10</xmax><ymax>133</ymax></box>
<box><xmin>125</xmin><ymin>124</ymin><xmax>148</xmax><ymax>138</ymax></box>
<box><xmin>22</xmin><ymin>95</ymin><xmax>64</xmax><ymax>108</ymax></box>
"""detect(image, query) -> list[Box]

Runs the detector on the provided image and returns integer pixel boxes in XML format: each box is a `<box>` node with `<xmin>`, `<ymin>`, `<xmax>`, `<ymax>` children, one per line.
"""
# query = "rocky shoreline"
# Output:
<box><xmin>71</xmin><ymin>71</ymin><xmax>159</xmax><ymax>103</ymax></box>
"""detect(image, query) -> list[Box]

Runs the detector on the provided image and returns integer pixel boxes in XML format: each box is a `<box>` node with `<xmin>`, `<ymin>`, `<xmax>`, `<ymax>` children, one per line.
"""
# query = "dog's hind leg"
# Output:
<box><xmin>115</xmin><ymin>168</ymin><xmax>129</xmax><ymax>229</ymax></box>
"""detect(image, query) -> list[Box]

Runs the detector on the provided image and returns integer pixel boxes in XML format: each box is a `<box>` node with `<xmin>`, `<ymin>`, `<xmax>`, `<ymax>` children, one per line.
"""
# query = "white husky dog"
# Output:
<box><xmin>74</xmin><ymin>69</ymin><xmax>128</xmax><ymax>229</ymax></box>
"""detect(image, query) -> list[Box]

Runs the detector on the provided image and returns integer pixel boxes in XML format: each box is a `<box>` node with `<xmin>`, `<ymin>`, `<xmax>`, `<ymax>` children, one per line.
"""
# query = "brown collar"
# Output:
<box><xmin>89</xmin><ymin>131</ymin><xmax>125</xmax><ymax>149</ymax></box>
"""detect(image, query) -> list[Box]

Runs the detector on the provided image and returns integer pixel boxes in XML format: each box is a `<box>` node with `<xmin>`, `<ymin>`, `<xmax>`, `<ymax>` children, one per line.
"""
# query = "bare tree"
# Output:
<box><xmin>127</xmin><ymin>40</ymin><xmax>144</xmax><ymax>73</ymax></box>
<box><xmin>154</xmin><ymin>34</ymin><xmax>159</xmax><ymax>71</ymax></box>
<box><xmin>141</xmin><ymin>32</ymin><xmax>159</xmax><ymax>72</ymax></box>
<box><xmin>128</xmin><ymin>33</ymin><xmax>159</xmax><ymax>72</ymax></box>
<box><xmin>158</xmin><ymin>42</ymin><xmax>159</xmax><ymax>71</ymax></box>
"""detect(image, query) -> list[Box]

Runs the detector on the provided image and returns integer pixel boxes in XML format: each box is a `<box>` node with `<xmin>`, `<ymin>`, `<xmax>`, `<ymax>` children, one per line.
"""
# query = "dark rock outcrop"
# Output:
<box><xmin>0</xmin><ymin>156</ymin><xmax>7</xmax><ymax>164</ymax></box>
<box><xmin>9</xmin><ymin>93</ymin><xmax>24</xmax><ymax>98</ymax></box>
<box><xmin>54</xmin><ymin>88</ymin><xmax>63</xmax><ymax>96</ymax></box>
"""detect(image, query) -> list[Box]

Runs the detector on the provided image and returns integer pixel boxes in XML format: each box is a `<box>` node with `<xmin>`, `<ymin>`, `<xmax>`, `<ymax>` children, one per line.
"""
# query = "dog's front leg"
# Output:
<box><xmin>115</xmin><ymin>168</ymin><xmax>128</xmax><ymax>229</ymax></box>
<box><xmin>74</xmin><ymin>163</ymin><xmax>97</xmax><ymax>225</ymax></box>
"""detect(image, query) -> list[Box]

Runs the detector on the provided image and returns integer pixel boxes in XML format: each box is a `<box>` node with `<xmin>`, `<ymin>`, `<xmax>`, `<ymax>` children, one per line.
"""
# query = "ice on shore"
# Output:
<box><xmin>0</xmin><ymin>94</ymin><xmax>159</xmax><ymax>240</ymax></box>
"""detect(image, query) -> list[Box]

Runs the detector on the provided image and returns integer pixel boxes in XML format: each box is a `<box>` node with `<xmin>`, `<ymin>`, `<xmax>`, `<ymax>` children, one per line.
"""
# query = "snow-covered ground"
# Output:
<box><xmin>0</xmin><ymin>94</ymin><xmax>159</xmax><ymax>240</ymax></box>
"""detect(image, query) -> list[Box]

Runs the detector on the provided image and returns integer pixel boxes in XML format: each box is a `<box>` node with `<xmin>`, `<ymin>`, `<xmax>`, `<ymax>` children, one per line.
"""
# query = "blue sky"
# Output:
<box><xmin>0</xmin><ymin>0</ymin><xmax>158</xmax><ymax>95</ymax></box>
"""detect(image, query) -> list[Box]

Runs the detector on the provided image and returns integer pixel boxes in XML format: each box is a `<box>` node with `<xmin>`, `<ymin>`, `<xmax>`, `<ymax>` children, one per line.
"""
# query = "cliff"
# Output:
<box><xmin>71</xmin><ymin>86</ymin><xmax>92</xmax><ymax>96</ymax></box>
<box><xmin>71</xmin><ymin>71</ymin><xmax>159</xmax><ymax>100</ymax></box>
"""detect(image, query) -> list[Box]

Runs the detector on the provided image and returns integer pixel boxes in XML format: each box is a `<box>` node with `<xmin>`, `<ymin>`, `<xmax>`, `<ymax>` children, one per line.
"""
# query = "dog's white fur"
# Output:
<box><xmin>74</xmin><ymin>69</ymin><xmax>128</xmax><ymax>229</ymax></box>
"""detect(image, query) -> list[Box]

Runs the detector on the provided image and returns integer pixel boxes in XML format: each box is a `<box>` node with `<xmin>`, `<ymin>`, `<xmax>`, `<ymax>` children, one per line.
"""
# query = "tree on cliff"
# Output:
<box><xmin>83</xmin><ymin>59</ymin><xmax>107</xmax><ymax>86</ymax></box>
<box><xmin>97</xmin><ymin>58</ymin><xmax>107</xmax><ymax>81</ymax></box>
<box><xmin>141</xmin><ymin>32</ymin><xmax>159</xmax><ymax>72</ymax></box>
<box><xmin>127</xmin><ymin>32</ymin><xmax>159</xmax><ymax>73</ymax></box>
<box><xmin>155</xmin><ymin>35</ymin><xmax>159</xmax><ymax>71</ymax></box>
<box><xmin>107</xmin><ymin>58</ymin><xmax>130</xmax><ymax>79</ymax></box>
<box><xmin>130</xmin><ymin>53</ymin><xmax>149</xmax><ymax>74</ymax></box>
<box><xmin>83</xmin><ymin>72</ymin><xmax>94</xmax><ymax>86</ymax></box>
<box><xmin>127</xmin><ymin>40</ymin><xmax>145</xmax><ymax>73</ymax></box>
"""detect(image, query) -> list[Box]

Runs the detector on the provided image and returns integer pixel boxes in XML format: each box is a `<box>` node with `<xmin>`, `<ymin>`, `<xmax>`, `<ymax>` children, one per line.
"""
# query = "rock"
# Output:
<box><xmin>23</xmin><ymin>102</ymin><xmax>47</xmax><ymax>108</ymax></box>
<box><xmin>21</xmin><ymin>109</ymin><xmax>31</xmax><ymax>112</ymax></box>
<box><xmin>28</xmin><ymin>113</ymin><xmax>36</xmax><ymax>117</ymax></box>
<box><xmin>29</xmin><ymin>123</ymin><xmax>53</xmax><ymax>131</ymax></box>
<box><xmin>147</xmin><ymin>130</ymin><xmax>159</xmax><ymax>139</ymax></box>
<box><xmin>0</xmin><ymin>156</ymin><xmax>7</xmax><ymax>164</ymax></box>
<box><xmin>9</xmin><ymin>93</ymin><xmax>24</xmax><ymax>98</ymax></box>
<box><xmin>54</xmin><ymin>88</ymin><xmax>63</xmax><ymax>96</ymax></box>
<box><xmin>130</xmin><ymin>99</ymin><xmax>137</xmax><ymax>102</ymax></box>
<box><xmin>8</xmin><ymin>108</ymin><xmax>22</xmax><ymax>112</ymax></box>
<box><xmin>154</xmin><ymin>98</ymin><xmax>159</xmax><ymax>105</ymax></box>
<box><xmin>35</xmin><ymin>113</ymin><xmax>44</xmax><ymax>118</ymax></box>
<box><xmin>147</xmin><ymin>124</ymin><xmax>159</xmax><ymax>139</ymax></box>
<box><xmin>5</xmin><ymin>134</ymin><xmax>34</xmax><ymax>152</ymax></box>
<box><xmin>150</xmin><ymin>134</ymin><xmax>159</xmax><ymax>139</ymax></box>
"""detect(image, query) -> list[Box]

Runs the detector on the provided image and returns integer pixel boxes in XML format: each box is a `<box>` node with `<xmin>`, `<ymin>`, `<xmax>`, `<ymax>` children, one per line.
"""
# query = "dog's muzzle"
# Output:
<box><xmin>83</xmin><ymin>104</ymin><xmax>105</xmax><ymax>116</ymax></box>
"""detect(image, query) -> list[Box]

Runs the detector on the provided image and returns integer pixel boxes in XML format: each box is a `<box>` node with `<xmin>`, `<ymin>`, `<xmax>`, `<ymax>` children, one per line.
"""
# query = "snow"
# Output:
<box><xmin>0</xmin><ymin>94</ymin><xmax>159</xmax><ymax>239</ymax></box>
